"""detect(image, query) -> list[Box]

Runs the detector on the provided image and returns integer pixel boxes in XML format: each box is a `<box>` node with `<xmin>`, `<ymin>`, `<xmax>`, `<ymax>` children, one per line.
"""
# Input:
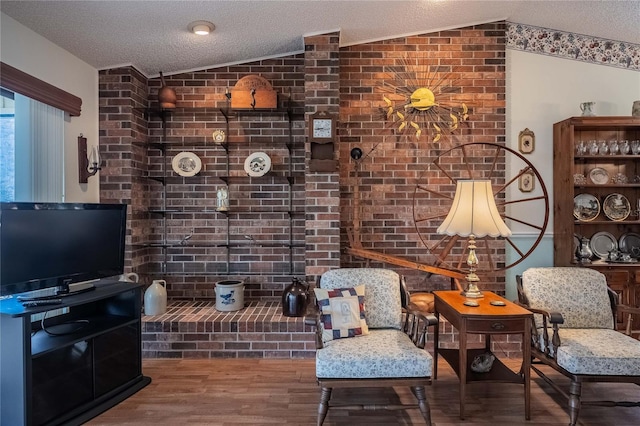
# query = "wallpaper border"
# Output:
<box><xmin>507</xmin><ymin>22</ymin><xmax>640</xmax><ymax>72</ymax></box>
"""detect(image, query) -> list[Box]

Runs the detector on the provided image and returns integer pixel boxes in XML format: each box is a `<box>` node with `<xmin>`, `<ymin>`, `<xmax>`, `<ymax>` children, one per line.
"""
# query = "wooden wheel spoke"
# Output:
<box><xmin>415</xmin><ymin>211</ymin><xmax>449</xmax><ymax>223</ymax></box>
<box><xmin>501</xmin><ymin>195</ymin><xmax>546</xmax><ymax>206</ymax></box>
<box><xmin>486</xmin><ymin>146</ymin><xmax>503</xmax><ymax>181</ymax></box>
<box><xmin>434</xmin><ymin>235</ymin><xmax>460</xmax><ymax>265</ymax></box>
<box><xmin>506</xmin><ymin>237</ymin><xmax>525</xmax><ymax>258</ymax></box>
<box><xmin>504</xmin><ymin>215</ymin><xmax>544</xmax><ymax>231</ymax></box>
<box><xmin>431</xmin><ymin>160</ymin><xmax>457</xmax><ymax>185</ymax></box>
<box><xmin>478</xmin><ymin>238</ymin><xmax>498</xmax><ymax>271</ymax></box>
<box><xmin>415</xmin><ymin>185</ymin><xmax>453</xmax><ymax>199</ymax></box>
<box><xmin>460</xmin><ymin>144</ymin><xmax>474</xmax><ymax>179</ymax></box>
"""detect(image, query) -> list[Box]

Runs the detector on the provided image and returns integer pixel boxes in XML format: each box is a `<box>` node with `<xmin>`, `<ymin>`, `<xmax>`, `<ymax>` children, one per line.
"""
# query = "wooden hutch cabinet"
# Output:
<box><xmin>553</xmin><ymin>116</ymin><xmax>640</xmax><ymax>330</ymax></box>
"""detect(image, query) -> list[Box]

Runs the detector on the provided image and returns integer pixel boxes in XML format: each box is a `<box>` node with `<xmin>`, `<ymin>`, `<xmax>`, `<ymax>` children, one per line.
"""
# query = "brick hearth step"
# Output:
<box><xmin>141</xmin><ymin>300</ymin><xmax>315</xmax><ymax>359</ymax></box>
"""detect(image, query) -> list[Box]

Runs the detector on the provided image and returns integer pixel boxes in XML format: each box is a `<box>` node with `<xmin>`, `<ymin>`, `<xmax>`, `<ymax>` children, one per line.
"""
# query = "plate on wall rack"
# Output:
<box><xmin>589</xmin><ymin>167</ymin><xmax>610</xmax><ymax>185</ymax></box>
<box><xmin>171</xmin><ymin>151</ymin><xmax>202</xmax><ymax>177</ymax></box>
<box><xmin>619</xmin><ymin>232</ymin><xmax>640</xmax><ymax>258</ymax></box>
<box><xmin>573</xmin><ymin>193</ymin><xmax>600</xmax><ymax>221</ymax></box>
<box><xmin>590</xmin><ymin>231</ymin><xmax>618</xmax><ymax>259</ymax></box>
<box><xmin>603</xmin><ymin>193</ymin><xmax>631</xmax><ymax>221</ymax></box>
<box><xmin>244</xmin><ymin>152</ymin><xmax>271</xmax><ymax>177</ymax></box>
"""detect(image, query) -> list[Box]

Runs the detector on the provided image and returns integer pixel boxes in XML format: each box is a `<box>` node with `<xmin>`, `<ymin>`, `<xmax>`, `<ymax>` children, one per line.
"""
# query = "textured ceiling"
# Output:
<box><xmin>2</xmin><ymin>1</ymin><xmax>639</xmax><ymax>77</ymax></box>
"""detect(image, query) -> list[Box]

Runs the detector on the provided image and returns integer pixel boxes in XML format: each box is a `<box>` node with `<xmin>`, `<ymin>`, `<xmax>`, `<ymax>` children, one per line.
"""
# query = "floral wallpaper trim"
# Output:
<box><xmin>507</xmin><ymin>22</ymin><xmax>640</xmax><ymax>71</ymax></box>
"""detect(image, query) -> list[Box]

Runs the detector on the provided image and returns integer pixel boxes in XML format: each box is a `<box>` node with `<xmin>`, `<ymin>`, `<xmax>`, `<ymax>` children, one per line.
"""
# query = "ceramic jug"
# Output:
<box><xmin>158</xmin><ymin>71</ymin><xmax>177</xmax><ymax>109</ymax></box>
<box><xmin>144</xmin><ymin>279</ymin><xmax>167</xmax><ymax>315</ymax></box>
<box><xmin>281</xmin><ymin>277</ymin><xmax>309</xmax><ymax>317</ymax></box>
<box><xmin>119</xmin><ymin>272</ymin><xmax>139</xmax><ymax>283</ymax></box>
<box><xmin>580</xmin><ymin>102</ymin><xmax>596</xmax><ymax>117</ymax></box>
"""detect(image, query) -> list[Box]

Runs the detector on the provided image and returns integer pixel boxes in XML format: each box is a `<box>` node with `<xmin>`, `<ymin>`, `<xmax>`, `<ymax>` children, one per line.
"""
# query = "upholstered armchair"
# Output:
<box><xmin>517</xmin><ymin>267</ymin><xmax>640</xmax><ymax>426</ymax></box>
<box><xmin>308</xmin><ymin>268</ymin><xmax>436</xmax><ymax>425</ymax></box>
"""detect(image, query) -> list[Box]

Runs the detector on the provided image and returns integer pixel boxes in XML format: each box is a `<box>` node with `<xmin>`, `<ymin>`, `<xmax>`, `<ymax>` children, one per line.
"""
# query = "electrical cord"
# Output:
<box><xmin>41</xmin><ymin>310</ymin><xmax>90</xmax><ymax>336</ymax></box>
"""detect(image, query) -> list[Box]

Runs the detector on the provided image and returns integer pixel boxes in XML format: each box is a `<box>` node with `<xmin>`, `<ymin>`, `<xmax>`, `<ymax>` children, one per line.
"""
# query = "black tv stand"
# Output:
<box><xmin>0</xmin><ymin>281</ymin><xmax>150</xmax><ymax>426</ymax></box>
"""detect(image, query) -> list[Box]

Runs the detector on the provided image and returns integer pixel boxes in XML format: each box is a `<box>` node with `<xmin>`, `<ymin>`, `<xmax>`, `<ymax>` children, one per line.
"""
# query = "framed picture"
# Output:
<box><xmin>518</xmin><ymin>128</ymin><xmax>535</xmax><ymax>154</ymax></box>
<box><xmin>519</xmin><ymin>171</ymin><xmax>535</xmax><ymax>192</ymax></box>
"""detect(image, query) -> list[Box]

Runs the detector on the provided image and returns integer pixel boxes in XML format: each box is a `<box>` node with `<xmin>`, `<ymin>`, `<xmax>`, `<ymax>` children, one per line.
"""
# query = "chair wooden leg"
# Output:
<box><xmin>411</xmin><ymin>386</ymin><xmax>432</xmax><ymax>426</ymax></box>
<box><xmin>568</xmin><ymin>381</ymin><xmax>582</xmax><ymax>426</ymax></box>
<box><xmin>317</xmin><ymin>386</ymin><xmax>332</xmax><ymax>426</ymax></box>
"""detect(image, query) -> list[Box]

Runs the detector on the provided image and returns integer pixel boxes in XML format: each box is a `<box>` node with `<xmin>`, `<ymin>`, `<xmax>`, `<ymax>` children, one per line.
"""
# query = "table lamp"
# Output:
<box><xmin>437</xmin><ymin>180</ymin><xmax>511</xmax><ymax>298</ymax></box>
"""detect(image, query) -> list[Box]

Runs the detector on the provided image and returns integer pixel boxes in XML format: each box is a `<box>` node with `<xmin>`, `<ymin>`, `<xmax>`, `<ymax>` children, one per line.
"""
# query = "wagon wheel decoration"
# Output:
<box><xmin>412</xmin><ymin>142</ymin><xmax>549</xmax><ymax>273</ymax></box>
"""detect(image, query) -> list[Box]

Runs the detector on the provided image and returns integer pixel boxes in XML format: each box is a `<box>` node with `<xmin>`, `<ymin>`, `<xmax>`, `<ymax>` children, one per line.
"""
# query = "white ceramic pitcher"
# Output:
<box><xmin>144</xmin><ymin>279</ymin><xmax>167</xmax><ymax>315</ymax></box>
<box><xmin>118</xmin><ymin>272</ymin><xmax>139</xmax><ymax>283</ymax></box>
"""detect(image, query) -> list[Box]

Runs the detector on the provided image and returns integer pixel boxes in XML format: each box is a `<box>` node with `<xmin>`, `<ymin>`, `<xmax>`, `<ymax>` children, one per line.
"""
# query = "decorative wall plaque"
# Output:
<box><xmin>230</xmin><ymin>75</ymin><xmax>277</xmax><ymax>109</ymax></box>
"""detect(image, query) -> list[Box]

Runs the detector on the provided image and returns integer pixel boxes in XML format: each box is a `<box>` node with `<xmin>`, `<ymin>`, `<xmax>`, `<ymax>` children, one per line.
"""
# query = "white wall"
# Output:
<box><xmin>0</xmin><ymin>13</ymin><xmax>99</xmax><ymax>202</ymax></box>
<box><xmin>505</xmin><ymin>49</ymin><xmax>640</xmax><ymax>299</ymax></box>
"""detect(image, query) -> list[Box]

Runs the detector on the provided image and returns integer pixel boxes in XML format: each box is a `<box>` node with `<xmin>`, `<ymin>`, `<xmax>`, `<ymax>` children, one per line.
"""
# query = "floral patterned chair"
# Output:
<box><xmin>308</xmin><ymin>268</ymin><xmax>436</xmax><ymax>425</ymax></box>
<box><xmin>517</xmin><ymin>267</ymin><xmax>640</xmax><ymax>426</ymax></box>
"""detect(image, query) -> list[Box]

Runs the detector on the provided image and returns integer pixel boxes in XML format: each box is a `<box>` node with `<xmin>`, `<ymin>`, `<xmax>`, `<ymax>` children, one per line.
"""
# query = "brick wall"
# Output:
<box><xmin>303</xmin><ymin>32</ymin><xmax>342</xmax><ymax>287</ymax></box>
<box><xmin>98</xmin><ymin>66</ymin><xmax>149</xmax><ymax>272</ymax></box>
<box><xmin>101</xmin><ymin>22</ymin><xmax>517</xmax><ymax>358</ymax></box>
<box><xmin>99</xmin><ymin>23</ymin><xmax>507</xmax><ymax>301</ymax></box>
<box><xmin>338</xmin><ymin>23</ymin><xmax>508</xmax><ymax>295</ymax></box>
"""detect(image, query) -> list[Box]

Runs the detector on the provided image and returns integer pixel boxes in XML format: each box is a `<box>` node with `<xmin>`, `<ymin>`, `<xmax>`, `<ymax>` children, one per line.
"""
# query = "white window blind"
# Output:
<box><xmin>14</xmin><ymin>93</ymin><xmax>65</xmax><ymax>202</ymax></box>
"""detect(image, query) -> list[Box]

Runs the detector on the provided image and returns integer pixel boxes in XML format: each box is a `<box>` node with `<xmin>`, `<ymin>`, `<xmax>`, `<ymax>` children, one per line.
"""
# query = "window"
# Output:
<box><xmin>0</xmin><ymin>90</ymin><xmax>65</xmax><ymax>202</ymax></box>
<box><xmin>0</xmin><ymin>91</ymin><xmax>15</xmax><ymax>201</ymax></box>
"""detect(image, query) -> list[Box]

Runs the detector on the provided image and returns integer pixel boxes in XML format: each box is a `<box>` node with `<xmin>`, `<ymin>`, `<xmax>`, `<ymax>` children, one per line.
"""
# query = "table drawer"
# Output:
<box><xmin>465</xmin><ymin>318</ymin><xmax>527</xmax><ymax>333</ymax></box>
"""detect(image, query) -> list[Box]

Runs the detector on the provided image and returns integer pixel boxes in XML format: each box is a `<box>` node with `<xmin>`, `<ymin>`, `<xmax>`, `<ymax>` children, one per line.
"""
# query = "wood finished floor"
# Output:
<box><xmin>88</xmin><ymin>358</ymin><xmax>639</xmax><ymax>426</ymax></box>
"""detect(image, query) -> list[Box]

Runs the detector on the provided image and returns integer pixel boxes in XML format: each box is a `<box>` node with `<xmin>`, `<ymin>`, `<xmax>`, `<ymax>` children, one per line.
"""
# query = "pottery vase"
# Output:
<box><xmin>144</xmin><ymin>279</ymin><xmax>168</xmax><ymax>315</ymax></box>
<box><xmin>158</xmin><ymin>71</ymin><xmax>177</xmax><ymax>109</ymax></box>
<box><xmin>281</xmin><ymin>277</ymin><xmax>309</xmax><ymax>317</ymax></box>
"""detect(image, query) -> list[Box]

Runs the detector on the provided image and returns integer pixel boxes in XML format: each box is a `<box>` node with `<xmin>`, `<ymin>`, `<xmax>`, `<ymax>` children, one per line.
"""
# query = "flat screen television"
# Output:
<box><xmin>0</xmin><ymin>202</ymin><xmax>127</xmax><ymax>296</ymax></box>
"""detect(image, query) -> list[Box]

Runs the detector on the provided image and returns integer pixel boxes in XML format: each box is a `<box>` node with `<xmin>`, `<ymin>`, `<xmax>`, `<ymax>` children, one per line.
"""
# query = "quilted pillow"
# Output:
<box><xmin>314</xmin><ymin>285</ymin><xmax>369</xmax><ymax>343</ymax></box>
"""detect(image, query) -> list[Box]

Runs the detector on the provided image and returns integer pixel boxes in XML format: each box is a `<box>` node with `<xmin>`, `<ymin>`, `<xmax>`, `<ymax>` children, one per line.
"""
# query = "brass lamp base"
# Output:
<box><xmin>461</xmin><ymin>283</ymin><xmax>484</xmax><ymax>299</ymax></box>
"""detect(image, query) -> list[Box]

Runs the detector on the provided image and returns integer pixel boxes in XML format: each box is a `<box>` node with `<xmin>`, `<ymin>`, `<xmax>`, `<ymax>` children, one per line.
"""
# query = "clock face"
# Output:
<box><xmin>313</xmin><ymin>119</ymin><xmax>333</xmax><ymax>138</ymax></box>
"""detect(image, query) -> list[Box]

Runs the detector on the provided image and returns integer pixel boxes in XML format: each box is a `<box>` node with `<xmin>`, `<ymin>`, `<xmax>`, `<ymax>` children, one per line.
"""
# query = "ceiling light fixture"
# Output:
<box><xmin>188</xmin><ymin>20</ymin><xmax>214</xmax><ymax>36</ymax></box>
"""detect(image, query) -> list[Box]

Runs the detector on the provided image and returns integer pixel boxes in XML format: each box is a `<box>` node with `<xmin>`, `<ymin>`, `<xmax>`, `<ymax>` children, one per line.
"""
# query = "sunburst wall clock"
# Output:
<box><xmin>379</xmin><ymin>57</ymin><xmax>470</xmax><ymax>142</ymax></box>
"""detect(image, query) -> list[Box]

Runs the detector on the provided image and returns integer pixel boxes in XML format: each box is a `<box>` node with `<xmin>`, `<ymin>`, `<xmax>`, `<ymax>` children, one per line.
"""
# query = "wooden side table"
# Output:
<box><xmin>433</xmin><ymin>290</ymin><xmax>533</xmax><ymax>420</ymax></box>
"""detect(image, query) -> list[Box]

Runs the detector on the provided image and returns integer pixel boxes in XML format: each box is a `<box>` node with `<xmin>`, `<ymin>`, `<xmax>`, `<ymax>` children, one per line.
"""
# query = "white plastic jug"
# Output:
<box><xmin>144</xmin><ymin>279</ymin><xmax>167</xmax><ymax>315</ymax></box>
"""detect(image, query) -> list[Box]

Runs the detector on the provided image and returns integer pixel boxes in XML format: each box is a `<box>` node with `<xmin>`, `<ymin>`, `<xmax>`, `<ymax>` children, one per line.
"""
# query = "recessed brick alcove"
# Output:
<box><xmin>141</xmin><ymin>300</ymin><xmax>316</xmax><ymax>358</ymax></box>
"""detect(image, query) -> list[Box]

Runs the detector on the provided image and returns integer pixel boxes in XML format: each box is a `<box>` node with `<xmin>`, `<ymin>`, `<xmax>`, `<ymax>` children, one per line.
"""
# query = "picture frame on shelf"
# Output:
<box><xmin>518</xmin><ymin>128</ymin><xmax>535</xmax><ymax>154</ymax></box>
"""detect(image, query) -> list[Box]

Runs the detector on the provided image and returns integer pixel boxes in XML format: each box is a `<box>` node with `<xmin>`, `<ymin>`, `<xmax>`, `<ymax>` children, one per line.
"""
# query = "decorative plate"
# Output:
<box><xmin>603</xmin><ymin>193</ymin><xmax>631</xmax><ymax>221</ymax></box>
<box><xmin>590</xmin><ymin>231</ymin><xmax>618</xmax><ymax>259</ymax></box>
<box><xmin>573</xmin><ymin>193</ymin><xmax>600</xmax><ymax>221</ymax></box>
<box><xmin>589</xmin><ymin>167</ymin><xmax>609</xmax><ymax>185</ymax></box>
<box><xmin>212</xmin><ymin>129</ymin><xmax>226</xmax><ymax>144</ymax></box>
<box><xmin>244</xmin><ymin>152</ymin><xmax>271</xmax><ymax>177</ymax></box>
<box><xmin>619</xmin><ymin>232</ymin><xmax>640</xmax><ymax>257</ymax></box>
<box><xmin>171</xmin><ymin>151</ymin><xmax>202</xmax><ymax>177</ymax></box>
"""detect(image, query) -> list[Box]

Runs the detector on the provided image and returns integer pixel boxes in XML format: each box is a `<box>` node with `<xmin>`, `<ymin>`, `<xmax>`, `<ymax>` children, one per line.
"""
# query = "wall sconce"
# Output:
<box><xmin>78</xmin><ymin>134</ymin><xmax>101</xmax><ymax>183</ymax></box>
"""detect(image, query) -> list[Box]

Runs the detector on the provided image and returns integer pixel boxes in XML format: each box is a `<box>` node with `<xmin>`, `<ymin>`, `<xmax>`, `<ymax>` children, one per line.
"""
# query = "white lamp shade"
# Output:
<box><xmin>437</xmin><ymin>180</ymin><xmax>511</xmax><ymax>238</ymax></box>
